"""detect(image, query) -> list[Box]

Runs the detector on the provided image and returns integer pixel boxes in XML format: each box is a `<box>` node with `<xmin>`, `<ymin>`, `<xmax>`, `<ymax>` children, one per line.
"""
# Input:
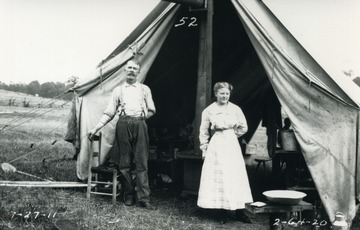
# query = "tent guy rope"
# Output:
<box><xmin>1</xmin><ymin>162</ymin><xmax>52</xmax><ymax>181</ymax></box>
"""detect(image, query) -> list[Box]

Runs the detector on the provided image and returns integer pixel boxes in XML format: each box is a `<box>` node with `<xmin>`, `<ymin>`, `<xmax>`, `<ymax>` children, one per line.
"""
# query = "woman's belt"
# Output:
<box><xmin>213</xmin><ymin>127</ymin><xmax>233</xmax><ymax>132</ymax></box>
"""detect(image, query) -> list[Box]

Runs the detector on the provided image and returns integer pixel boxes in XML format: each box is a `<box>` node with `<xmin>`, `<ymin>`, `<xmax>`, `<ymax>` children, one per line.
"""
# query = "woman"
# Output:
<box><xmin>198</xmin><ymin>82</ymin><xmax>253</xmax><ymax>223</ymax></box>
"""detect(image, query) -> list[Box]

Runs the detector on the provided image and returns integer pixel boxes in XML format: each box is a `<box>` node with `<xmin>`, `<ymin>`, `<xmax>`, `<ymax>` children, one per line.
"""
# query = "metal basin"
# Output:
<box><xmin>263</xmin><ymin>190</ymin><xmax>307</xmax><ymax>205</ymax></box>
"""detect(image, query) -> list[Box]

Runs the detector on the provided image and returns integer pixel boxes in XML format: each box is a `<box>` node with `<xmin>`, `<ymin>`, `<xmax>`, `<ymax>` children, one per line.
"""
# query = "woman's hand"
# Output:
<box><xmin>202</xmin><ymin>151</ymin><xmax>206</xmax><ymax>160</ymax></box>
<box><xmin>199</xmin><ymin>141</ymin><xmax>208</xmax><ymax>160</ymax></box>
<box><xmin>200</xmin><ymin>147</ymin><xmax>207</xmax><ymax>160</ymax></box>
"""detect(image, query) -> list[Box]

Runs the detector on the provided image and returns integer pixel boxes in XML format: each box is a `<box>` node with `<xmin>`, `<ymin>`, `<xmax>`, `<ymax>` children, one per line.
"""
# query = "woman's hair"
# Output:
<box><xmin>213</xmin><ymin>82</ymin><xmax>233</xmax><ymax>94</ymax></box>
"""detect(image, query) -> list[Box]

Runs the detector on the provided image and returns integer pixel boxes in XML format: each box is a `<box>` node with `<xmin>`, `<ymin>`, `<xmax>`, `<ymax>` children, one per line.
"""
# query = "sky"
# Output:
<box><xmin>1</xmin><ymin>0</ymin><xmax>359</xmax><ymax>86</ymax></box>
<box><xmin>0</xmin><ymin>0</ymin><xmax>159</xmax><ymax>84</ymax></box>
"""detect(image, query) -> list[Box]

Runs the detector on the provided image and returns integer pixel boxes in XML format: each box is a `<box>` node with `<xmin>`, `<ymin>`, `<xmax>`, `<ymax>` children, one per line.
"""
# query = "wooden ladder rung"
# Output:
<box><xmin>91</xmin><ymin>181</ymin><xmax>116</xmax><ymax>185</ymax></box>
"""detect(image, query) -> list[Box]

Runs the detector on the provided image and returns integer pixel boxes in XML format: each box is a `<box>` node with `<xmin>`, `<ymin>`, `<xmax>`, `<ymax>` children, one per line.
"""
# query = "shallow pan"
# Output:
<box><xmin>263</xmin><ymin>190</ymin><xmax>307</xmax><ymax>205</ymax></box>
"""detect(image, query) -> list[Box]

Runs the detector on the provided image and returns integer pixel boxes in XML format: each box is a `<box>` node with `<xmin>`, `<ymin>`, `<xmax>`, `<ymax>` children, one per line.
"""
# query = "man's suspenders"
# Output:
<box><xmin>118</xmin><ymin>84</ymin><xmax>147</xmax><ymax>117</ymax></box>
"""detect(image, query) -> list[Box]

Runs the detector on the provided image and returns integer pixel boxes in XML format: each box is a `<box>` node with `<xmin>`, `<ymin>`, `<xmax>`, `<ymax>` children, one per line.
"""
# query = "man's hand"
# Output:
<box><xmin>146</xmin><ymin>111</ymin><xmax>155</xmax><ymax>119</ymax></box>
<box><xmin>88</xmin><ymin>129</ymin><xmax>97</xmax><ymax>141</ymax></box>
<box><xmin>88</xmin><ymin>122</ymin><xmax>105</xmax><ymax>141</ymax></box>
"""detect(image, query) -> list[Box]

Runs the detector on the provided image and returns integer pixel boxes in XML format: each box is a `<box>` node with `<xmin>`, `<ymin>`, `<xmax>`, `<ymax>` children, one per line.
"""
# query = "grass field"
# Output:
<box><xmin>0</xmin><ymin>90</ymin><xmax>359</xmax><ymax>229</ymax></box>
<box><xmin>0</xmin><ymin>105</ymin><xmax>271</xmax><ymax>230</ymax></box>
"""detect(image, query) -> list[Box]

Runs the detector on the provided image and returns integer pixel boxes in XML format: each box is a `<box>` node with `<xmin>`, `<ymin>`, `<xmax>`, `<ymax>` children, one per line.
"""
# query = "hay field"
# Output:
<box><xmin>0</xmin><ymin>90</ymin><xmax>78</xmax><ymax>229</ymax></box>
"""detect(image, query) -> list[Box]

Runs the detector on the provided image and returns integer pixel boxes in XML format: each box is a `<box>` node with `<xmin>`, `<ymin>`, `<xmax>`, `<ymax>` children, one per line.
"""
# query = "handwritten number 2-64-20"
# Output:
<box><xmin>175</xmin><ymin>17</ymin><xmax>198</xmax><ymax>27</ymax></box>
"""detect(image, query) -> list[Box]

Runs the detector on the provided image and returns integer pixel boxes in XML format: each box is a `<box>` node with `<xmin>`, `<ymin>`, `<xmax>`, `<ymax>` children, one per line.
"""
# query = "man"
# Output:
<box><xmin>88</xmin><ymin>59</ymin><xmax>156</xmax><ymax>209</ymax></box>
<box><xmin>277</xmin><ymin>117</ymin><xmax>291</xmax><ymax>148</ymax></box>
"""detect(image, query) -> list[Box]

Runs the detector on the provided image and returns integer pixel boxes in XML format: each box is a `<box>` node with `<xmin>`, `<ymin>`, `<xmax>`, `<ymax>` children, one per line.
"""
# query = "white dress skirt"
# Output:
<box><xmin>197</xmin><ymin>102</ymin><xmax>253</xmax><ymax>210</ymax></box>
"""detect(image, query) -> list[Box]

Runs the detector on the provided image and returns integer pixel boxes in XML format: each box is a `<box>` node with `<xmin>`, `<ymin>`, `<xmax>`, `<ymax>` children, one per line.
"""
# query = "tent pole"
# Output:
<box><xmin>356</xmin><ymin>111</ymin><xmax>360</xmax><ymax>201</ymax></box>
<box><xmin>193</xmin><ymin>0</ymin><xmax>213</xmax><ymax>155</ymax></box>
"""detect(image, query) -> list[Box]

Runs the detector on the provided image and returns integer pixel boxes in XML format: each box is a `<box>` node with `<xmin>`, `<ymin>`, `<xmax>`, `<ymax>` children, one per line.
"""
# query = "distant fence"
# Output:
<box><xmin>0</xmin><ymin>99</ymin><xmax>69</xmax><ymax>108</ymax></box>
<box><xmin>0</xmin><ymin>89</ymin><xmax>71</xmax><ymax>108</ymax></box>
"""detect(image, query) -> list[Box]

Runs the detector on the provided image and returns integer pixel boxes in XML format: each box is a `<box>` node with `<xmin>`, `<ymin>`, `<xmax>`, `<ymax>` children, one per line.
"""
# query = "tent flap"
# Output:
<box><xmin>232</xmin><ymin>0</ymin><xmax>359</xmax><ymax>223</ymax></box>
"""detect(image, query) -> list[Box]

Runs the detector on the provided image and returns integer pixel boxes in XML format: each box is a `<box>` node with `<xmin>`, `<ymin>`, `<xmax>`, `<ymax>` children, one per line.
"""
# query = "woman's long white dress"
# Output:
<box><xmin>198</xmin><ymin>102</ymin><xmax>253</xmax><ymax>210</ymax></box>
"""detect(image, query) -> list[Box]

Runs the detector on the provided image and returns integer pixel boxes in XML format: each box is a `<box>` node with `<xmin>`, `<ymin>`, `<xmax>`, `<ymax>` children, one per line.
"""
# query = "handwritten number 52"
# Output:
<box><xmin>175</xmin><ymin>17</ymin><xmax>198</xmax><ymax>27</ymax></box>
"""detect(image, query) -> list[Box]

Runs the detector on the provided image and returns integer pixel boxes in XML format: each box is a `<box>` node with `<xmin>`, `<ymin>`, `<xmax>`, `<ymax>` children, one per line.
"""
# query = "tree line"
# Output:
<box><xmin>0</xmin><ymin>76</ymin><xmax>78</xmax><ymax>101</ymax></box>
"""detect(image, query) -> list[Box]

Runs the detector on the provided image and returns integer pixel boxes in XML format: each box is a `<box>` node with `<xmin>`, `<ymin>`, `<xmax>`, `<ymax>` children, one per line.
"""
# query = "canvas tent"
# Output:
<box><xmin>65</xmin><ymin>0</ymin><xmax>360</xmax><ymax>224</ymax></box>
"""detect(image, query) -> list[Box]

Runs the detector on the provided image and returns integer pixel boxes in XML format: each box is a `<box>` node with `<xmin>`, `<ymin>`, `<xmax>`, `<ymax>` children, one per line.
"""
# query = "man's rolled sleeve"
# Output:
<box><xmin>101</xmin><ymin>87</ymin><xmax>121</xmax><ymax>125</ymax></box>
<box><xmin>99</xmin><ymin>114</ymin><xmax>112</xmax><ymax>125</ymax></box>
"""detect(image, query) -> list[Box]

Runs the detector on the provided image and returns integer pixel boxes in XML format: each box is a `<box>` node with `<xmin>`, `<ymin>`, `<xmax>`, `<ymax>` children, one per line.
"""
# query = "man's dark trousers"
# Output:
<box><xmin>116</xmin><ymin>117</ymin><xmax>150</xmax><ymax>203</ymax></box>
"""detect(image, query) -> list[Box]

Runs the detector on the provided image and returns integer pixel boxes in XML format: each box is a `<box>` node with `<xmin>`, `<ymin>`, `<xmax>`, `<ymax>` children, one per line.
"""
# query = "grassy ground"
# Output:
<box><xmin>0</xmin><ymin>90</ymin><xmax>359</xmax><ymax>229</ymax></box>
<box><xmin>0</xmin><ymin>102</ymin><xmax>271</xmax><ymax>229</ymax></box>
